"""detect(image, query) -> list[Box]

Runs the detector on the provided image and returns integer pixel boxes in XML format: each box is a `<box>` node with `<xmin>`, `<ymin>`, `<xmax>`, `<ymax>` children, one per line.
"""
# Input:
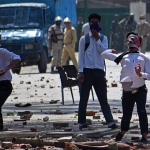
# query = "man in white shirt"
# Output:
<box><xmin>101</xmin><ymin>31</ymin><xmax>150</xmax><ymax>144</ymax></box>
<box><xmin>78</xmin><ymin>13</ymin><xmax>118</xmax><ymax>130</ymax></box>
<box><xmin>0</xmin><ymin>46</ymin><xmax>21</xmax><ymax>130</ymax></box>
<box><xmin>81</xmin><ymin>22</ymin><xmax>90</xmax><ymax>36</ymax></box>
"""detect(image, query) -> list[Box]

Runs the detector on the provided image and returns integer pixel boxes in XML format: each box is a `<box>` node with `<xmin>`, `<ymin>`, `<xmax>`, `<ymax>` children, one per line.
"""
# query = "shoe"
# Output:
<box><xmin>115</xmin><ymin>132</ymin><xmax>124</xmax><ymax>141</ymax></box>
<box><xmin>79</xmin><ymin>123</ymin><xmax>88</xmax><ymax>129</ymax></box>
<box><xmin>108</xmin><ymin>123</ymin><xmax>119</xmax><ymax>129</ymax></box>
<box><xmin>139</xmin><ymin>137</ymin><xmax>149</xmax><ymax>144</ymax></box>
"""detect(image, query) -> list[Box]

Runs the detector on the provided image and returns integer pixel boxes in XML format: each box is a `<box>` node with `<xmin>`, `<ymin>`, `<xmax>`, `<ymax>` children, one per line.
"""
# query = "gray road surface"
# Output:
<box><xmin>2</xmin><ymin>52</ymin><xmax>150</xmax><ymax>138</ymax></box>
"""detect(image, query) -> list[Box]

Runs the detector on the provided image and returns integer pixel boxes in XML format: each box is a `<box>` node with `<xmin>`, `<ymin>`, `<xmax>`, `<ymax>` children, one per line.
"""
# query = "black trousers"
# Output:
<box><xmin>78</xmin><ymin>68</ymin><xmax>114</xmax><ymax>124</ymax></box>
<box><xmin>121</xmin><ymin>84</ymin><xmax>148</xmax><ymax>134</ymax></box>
<box><xmin>0</xmin><ymin>80</ymin><xmax>12</xmax><ymax>129</ymax></box>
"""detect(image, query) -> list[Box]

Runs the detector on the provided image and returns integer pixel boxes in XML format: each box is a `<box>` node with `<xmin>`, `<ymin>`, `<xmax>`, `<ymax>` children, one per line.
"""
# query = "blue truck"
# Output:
<box><xmin>0</xmin><ymin>0</ymin><xmax>77</xmax><ymax>74</ymax></box>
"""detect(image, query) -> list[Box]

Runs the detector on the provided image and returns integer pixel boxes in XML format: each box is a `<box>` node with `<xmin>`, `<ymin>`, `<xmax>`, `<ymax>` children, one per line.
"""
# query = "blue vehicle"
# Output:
<box><xmin>0</xmin><ymin>0</ymin><xmax>77</xmax><ymax>74</ymax></box>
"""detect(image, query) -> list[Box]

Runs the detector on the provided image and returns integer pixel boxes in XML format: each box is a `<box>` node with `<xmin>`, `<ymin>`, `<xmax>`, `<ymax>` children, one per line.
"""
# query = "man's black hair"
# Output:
<box><xmin>88</xmin><ymin>13</ymin><xmax>101</xmax><ymax>22</ymax></box>
<box><xmin>126</xmin><ymin>31</ymin><xmax>142</xmax><ymax>44</ymax></box>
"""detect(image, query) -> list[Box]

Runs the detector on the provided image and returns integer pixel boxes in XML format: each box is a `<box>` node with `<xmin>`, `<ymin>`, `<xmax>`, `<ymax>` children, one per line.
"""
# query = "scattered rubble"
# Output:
<box><xmin>43</xmin><ymin>116</ymin><xmax>49</xmax><ymax>122</ymax></box>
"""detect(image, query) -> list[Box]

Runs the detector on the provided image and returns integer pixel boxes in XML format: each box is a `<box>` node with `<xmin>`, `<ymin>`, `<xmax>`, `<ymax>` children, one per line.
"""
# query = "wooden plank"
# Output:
<box><xmin>12</xmin><ymin>138</ymin><xmax>65</xmax><ymax>148</ymax></box>
<box><xmin>0</xmin><ymin>124</ymin><xmax>138</xmax><ymax>139</ymax></box>
<box><xmin>0</xmin><ymin>131</ymin><xmax>39</xmax><ymax>140</ymax></box>
<box><xmin>43</xmin><ymin>124</ymin><xmax>138</xmax><ymax>138</ymax></box>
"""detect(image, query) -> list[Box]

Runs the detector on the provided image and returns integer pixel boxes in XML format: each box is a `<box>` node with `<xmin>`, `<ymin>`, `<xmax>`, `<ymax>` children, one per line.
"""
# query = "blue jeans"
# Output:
<box><xmin>121</xmin><ymin>84</ymin><xmax>148</xmax><ymax>134</ymax></box>
<box><xmin>78</xmin><ymin>68</ymin><xmax>114</xmax><ymax>124</ymax></box>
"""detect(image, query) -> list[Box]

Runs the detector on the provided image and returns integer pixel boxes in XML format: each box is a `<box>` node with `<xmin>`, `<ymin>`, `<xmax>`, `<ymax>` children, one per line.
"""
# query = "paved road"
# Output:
<box><xmin>2</xmin><ymin>52</ymin><xmax>150</xmax><ymax>138</ymax></box>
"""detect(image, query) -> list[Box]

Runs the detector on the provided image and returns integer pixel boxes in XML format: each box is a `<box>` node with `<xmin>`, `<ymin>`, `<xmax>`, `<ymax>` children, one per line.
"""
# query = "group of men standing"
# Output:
<box><xmin>47</xmin><ymin>13</ymin><xmax>150</xmax><ymax>144</ymax></box>
<box><xmin>48</xmin><ymin>16</ymin><xmax>78</xmax><ymax>73</ymax></box>
<box><xmin>78</xmin><ymin>13</ymin><xmax>150</xmax><ymax>144</ymax></box>
<box><xmin>0</xmin><ymin>12</ymin><xmax>149</xmax><ymax>145</ymax></box>
<box><xmin>110</xmin><ymin>13</ymin><xmax>150</xmax><ymax>53</ymax></box>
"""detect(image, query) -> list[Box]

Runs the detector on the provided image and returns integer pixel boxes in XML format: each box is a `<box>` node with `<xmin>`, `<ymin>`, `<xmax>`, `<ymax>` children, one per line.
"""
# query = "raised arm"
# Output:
<box><xmin>101</xmin><ymin>49</ymin><xmax>118</xmax><ymax>61</ymax></box>
<box><xmin>96</xmin><ymin>35</ymin><xmax>108</xmax><ymax>53</ymax></box>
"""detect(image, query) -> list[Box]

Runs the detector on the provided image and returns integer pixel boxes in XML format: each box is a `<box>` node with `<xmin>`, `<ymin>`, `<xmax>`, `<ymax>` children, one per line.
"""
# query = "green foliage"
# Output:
<box><xmin>6</xmin><ymin>112</ymin><xmax>14</xmax><ymax>116</ymax></box>
<box><xmin>74</xmin><ymin>114</ymin><xmax>78</xmax><ymax>118</ymax></box>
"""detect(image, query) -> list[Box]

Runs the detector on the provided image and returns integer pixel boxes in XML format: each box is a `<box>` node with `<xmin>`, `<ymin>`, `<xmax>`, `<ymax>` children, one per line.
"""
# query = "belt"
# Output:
<box><xmin>0</xmin><ymin>80</ymin><xmax>10</xmax><ymax>82</ymax></box>
<box><xmin>123</xmin><ymin>84</ymin><xmax>146</xmax><ymax>94</ymax></box>
<box><xmin>57</xmin><ymin>41</ymin><xmax>63</xmax><ymax>43</ymax></box>
<box><xmin>64</xmin><ymin>43</ymin><xmax>71</xmax><ymax>46</ymax></box>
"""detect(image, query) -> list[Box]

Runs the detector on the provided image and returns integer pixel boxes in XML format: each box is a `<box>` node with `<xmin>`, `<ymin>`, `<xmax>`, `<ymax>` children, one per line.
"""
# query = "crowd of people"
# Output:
<box><xmin>0</xmin><ymin>12</ymin><xmax>150</xmax><ymax>145</ymax></box>
<box><xmin>48</xmin><ymin>13</ymin><xmax>150</xmax><ymax>74</ymax></box>
<box><xmin>48</xmin><ymin>13</ymin><xmax>150</xmax><ymax>144</ymax></box>
<box><xmin>110</xmin><ymin>13</ymin><xmax>150</xmax><ymax>53</ymax></box>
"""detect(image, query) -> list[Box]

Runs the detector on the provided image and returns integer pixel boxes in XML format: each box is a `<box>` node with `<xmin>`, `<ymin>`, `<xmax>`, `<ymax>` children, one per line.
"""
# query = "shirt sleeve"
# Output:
<box><xmin>101</xmin><ymin>49</ymin><xmax>118</xmax><ymax>61</ymax></box>
<box><xmin>48</xmin><ymin>26</ymin><xmax>52</xmax><ymax>39</ymax></box>
<box><xmin>71</xmin><ymin>29</ymin><xmax>77</xmax><ymax>46</ymax></box>
<box><xmin>96</xmin><ymin>35</ymin><xmax>108</xmax><ymax>53</ymax></box>
<box><xmin>110</xmin><ymin>22</ymin><xmax>114</xmax><ymax>33</ymax></box>
<box><xmin>141</xmin><ymin>56</ymin><xmax>150</xmax><ymax>80</ymax></box>
<box><xmin>135</xmin><ymin>23</ymin><xmax>139</xmax><ymax>33</ymax></box>
<box><xmin>82</xmin><ymin>24</ymin><xmax>85</xmax><ymax>32</ymax></box>
<box><xmin>78</xmin><ymin>36</ymin><xmax>85</xmax><ymax>72</ymax></box>
<box><xmin>146</xmin><ymin>22</ymin><xmax>150</xmax><ymax>34</ymax></box>
<box><xmin>0</xmin><ymin>48</ymin><xmax>21</xmax><ymax>62</ymax></box>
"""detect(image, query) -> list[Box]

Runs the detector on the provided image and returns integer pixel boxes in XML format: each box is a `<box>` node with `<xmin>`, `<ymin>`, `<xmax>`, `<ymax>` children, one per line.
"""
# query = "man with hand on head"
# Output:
<box><xmin>101</xmin><ymin>32</ymin><xmax>150</xmax><ymax>144</ymax></box>
<box><xmin>0</xmin><ymin>37</ymin><xmax>21</xmax><ymax>130</ymax></box>
<box><xmin>78</xmin><ymin>13</ymin><xmax>118</xmax><ymax>130</ymax></box>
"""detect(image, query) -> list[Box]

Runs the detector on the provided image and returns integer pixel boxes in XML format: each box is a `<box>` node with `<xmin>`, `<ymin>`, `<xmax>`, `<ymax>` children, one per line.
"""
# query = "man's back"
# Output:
<box><xmin>63</xmin><ymin>26</ymin><xmax>77</xmax><ymax>46</ymax></box>
<box><xmin>125</xmin><ymin>20</ymin><xmax>137</xmax><ymax>32</ymax></box>
<box><xmin>110</xmin><ymin>20</ymin><xmax>120</xmax><ymax>34</ymax></box>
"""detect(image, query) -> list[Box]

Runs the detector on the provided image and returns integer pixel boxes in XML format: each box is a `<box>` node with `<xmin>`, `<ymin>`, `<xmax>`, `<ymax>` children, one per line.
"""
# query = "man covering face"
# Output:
<box><xmin>127</xmin><ymin>34</ymin><xmax>141</xmax><ymax>49</ymax></box>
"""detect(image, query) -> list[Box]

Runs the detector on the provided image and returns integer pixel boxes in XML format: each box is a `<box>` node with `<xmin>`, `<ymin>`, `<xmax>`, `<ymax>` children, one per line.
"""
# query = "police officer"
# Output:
<box><xmin>119</xmin><ymin>13</ymin><xmax>129</xmax><ymax>30</ymax></box>
<box><xmin>48</xmin><ymin>16</ymin><xmax>64</xmax><ymax>73</ymax></box>
<box><xmin>61</xmin><ymin>17</ymin><xmax>78</xmax><ymax>70</ymax></box>
<box><xmin>124</xmin><ymin>13</ymin><xmax>137</xmax><ymax>33</ymax></box>
<box><xmin>119</xmin><ymin>13</ymin><xmax>130</xmax><ymax>51</ymax></box>
<box><xmin>110</xmin><ymin>14</ymin><xmax>120</xmax><ymax>50</ymax></box>
<box><xmin>136</xmin><ymin>14</ymin><xmax>150</xmax><ymax>54</ymax></box>
<box><xmin>124</xmin><ymin>13</ymin><xmax>137</xmax><ymax>51</ymax></box>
